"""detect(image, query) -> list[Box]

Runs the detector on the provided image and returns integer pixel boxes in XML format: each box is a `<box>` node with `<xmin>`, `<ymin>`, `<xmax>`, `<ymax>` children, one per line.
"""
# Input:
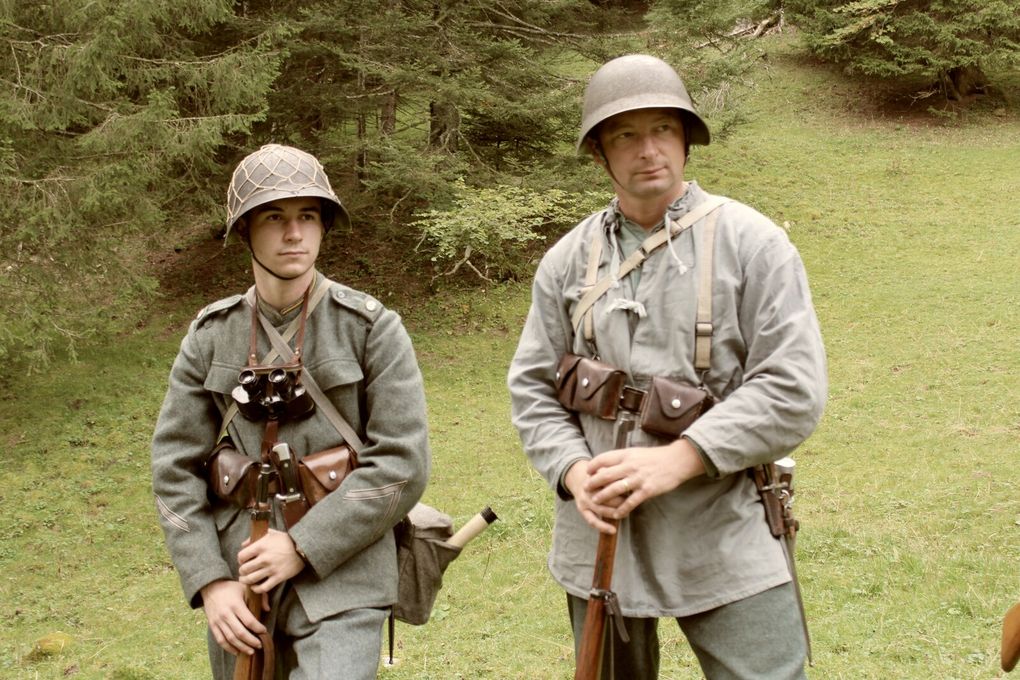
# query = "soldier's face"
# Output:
<box><xmin>247</xmin><ymin>197</ymin><xmax>324</xmax><ymax>279</ymax></box>
<box><xmin>594</xmin><ymin>108</ymin><xmax>687</xmax><ymax>207</ymax></box>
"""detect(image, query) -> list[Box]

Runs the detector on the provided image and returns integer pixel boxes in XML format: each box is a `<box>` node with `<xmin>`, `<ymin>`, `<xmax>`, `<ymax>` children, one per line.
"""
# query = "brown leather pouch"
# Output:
<box><xmin>207</xmin><ymin>441</ymin><xmax>256</xmax><ymax>508</ymax></box>
<box><xmin>555</xmin><ymin>353</ymin><xmax>626</xmax><ymax>420</ymax></box>
<box><xmin>297</xmin><ymin>444</ymin><xmax>358</xmax><ymax>506</ymax></box>
<box><xmin>638</xmin><ymin>376</ymin><xmax>714</xmax><ymax>439</ymax></box>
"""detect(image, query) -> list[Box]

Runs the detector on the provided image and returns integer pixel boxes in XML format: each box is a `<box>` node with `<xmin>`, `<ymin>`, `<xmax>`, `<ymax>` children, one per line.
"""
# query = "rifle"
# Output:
<box><xmin>233</xmin><ymin>462</ymin><xmax>276</xmax><ymax>680</ymax></box>
<box><xmin>574</xmin><ymin>414</ymin><xmax>635</xmax><ymax>680</ymax></box>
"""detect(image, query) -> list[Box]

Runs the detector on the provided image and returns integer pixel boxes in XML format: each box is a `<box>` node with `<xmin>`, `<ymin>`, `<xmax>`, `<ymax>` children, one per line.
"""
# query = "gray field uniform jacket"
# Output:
<box><xmin>508</xmin><ymin>182</ymin><xmax>827</xmax><ymax>617</ymax></box>
<box><xmin>152</xmin><ymin>273</ymin><xmax>430</xmax><ymax>623</ymax></box>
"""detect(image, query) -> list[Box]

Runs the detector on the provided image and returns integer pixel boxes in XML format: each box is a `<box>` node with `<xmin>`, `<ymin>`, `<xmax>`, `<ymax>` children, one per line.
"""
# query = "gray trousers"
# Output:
<box><xmin>568</xmin><ymin>582</ymin><xmax>808</xmax><ymax>680</ymax></box>
<box><xmin>209</xmin><ymin>585</ymin><xmax>388</xmax><ymax>680</ymax></box>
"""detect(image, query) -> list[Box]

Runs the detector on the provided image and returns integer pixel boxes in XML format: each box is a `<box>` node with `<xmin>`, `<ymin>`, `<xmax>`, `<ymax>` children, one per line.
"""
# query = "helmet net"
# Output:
<box><xmin>226</xmin><ymin>144</ymin><xmax>338</xmax><ymax>230</ymax></box>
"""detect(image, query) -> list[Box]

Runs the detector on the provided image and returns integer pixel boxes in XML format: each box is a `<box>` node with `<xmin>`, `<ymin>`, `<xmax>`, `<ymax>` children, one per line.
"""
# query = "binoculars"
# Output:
<box><xmin>232</xmin><ymin>364</ymin><xmax>315</xmax><ymax>422</ymax></box>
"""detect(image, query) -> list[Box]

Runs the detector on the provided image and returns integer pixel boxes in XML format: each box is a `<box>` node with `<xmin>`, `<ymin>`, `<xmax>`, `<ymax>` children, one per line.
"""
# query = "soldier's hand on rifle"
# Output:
<box><xmin>200</xmin><ymin>579</ymin><xmax>268</xmax><ymax>657</ymax></box>
<box><xmin>238</xmin><ymin>528</ymin><xmax>306</xmax><ymax>593</ymax></box>
<box><xmin>587</xmin><ymin>439</ymin><xmax>706</xmax><ymax>522</ymax></box>
<box><xmin>564</xmin><ymin>460</ymin><xmax>627</xmax><ymax>534</ymax></box>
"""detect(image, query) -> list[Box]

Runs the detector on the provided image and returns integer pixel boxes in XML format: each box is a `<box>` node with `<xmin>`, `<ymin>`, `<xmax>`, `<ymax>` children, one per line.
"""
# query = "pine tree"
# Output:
<box><xmin>0</xmin><ymin>0</ymin><xmax>285</xmax><ymax>370</ymax></box>
<box><xmin>1</xmin><ymin>0</ymin><xmax>783</xmax><ymax>368</ymax></box>
<box><xmin>785</xmin><ymin>0</ymin><xmax>1020</xmax><ymax>99</ymax></box>
<box><xmin>240</xmin><ymin>0</ymin><xmax>600</xmax><ymax>220</ymax></box>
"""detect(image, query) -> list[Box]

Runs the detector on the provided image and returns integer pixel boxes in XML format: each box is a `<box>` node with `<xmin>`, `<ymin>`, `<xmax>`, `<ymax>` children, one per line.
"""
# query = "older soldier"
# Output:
<box><xmin>152</xmin><ymin>144</ymin><xmax>430</xmax><ymax>679</ymax></box>
<box><xmin>508</xmin><ymin>55</ymin><xmax>827</xmax><ymax>679</ymax></box>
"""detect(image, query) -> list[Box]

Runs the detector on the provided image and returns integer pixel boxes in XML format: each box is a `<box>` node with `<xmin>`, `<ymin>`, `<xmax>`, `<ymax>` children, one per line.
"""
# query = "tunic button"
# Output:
<box><xmin>365</xmin><ymin>300</ymin><xmax>378</xmax><ymax>312</ymax></box>
<box><xmin>329</xmin><ymin>471</ymin><xmax>337</xmax><ymax>480</ymax></box>
<box><xmin>223</xmin><ymin>475</ymin><xmax>230</xmax><ymax>485</ymax></box>
<box><xmin>671</xmin><ymin>398</ymin><xmax>682</xmax><ymax>409</ymax></box>
<box><xmin>581</xmin><ymin>378</ymin><xmax>590</xmax><ymax>388</ymax></box>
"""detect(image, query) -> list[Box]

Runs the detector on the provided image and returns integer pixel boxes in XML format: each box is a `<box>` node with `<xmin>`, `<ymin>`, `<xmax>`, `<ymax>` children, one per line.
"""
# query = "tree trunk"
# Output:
<box><xmin>356</xmin><ymin>110</ymin><xmax>367</xmax><ymax>183</ymax></box>
<box><xmin>381</xmin><ymin>92</ymin><xmax>397</xmax><ymax>136</ymax></box>
<box><xmin>429</xmin><ymin>101</ymin><xmax>460</xmax><ymax>152</ymax></box>
<box><xmin>943</xmin><ymin>65</ymin><xmax>987</xmax><ymax>100</ymax></box>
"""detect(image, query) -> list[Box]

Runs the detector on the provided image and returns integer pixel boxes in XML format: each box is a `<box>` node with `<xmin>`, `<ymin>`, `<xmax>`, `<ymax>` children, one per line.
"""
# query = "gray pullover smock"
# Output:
<box><xmin>508</xmin><ymin>182</ymin><xmax>827</xmax><ymax>616</ymax></box>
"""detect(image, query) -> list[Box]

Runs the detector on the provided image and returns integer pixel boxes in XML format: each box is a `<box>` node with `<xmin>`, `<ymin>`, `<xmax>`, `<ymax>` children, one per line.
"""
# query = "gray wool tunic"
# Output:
<box><xmin>507</xmin><ymin>182</ymin><xmax>827</xmax><ymax>617</ymax></box>
<box><xmin>152</xmin><ymin>273</ymin><xmax>430</xmax><ymax>623</ymax></box>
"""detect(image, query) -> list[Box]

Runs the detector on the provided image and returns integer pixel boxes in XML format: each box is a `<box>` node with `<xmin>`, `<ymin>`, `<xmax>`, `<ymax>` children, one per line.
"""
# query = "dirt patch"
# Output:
<box><xmin>148</xmin><ymin>220</ymin><xmax>445</xmax><ymax>329</ymax></box>
<box><xmin>773</xmin><ymin>48</ymin><xmax>1013</xmax><ymax>127</ymax></box>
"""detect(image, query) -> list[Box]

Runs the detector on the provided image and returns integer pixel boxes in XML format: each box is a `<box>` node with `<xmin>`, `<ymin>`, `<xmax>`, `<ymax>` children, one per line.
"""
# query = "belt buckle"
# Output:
<box><xmin>619</xmin><ymin>386</ymin><xmax>646</xmax><ymax>413</ymax></box>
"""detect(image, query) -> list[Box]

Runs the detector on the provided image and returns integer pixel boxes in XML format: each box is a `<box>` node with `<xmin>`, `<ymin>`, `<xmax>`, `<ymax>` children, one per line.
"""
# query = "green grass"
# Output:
<box><xmin>2</xmin><ymin>38</ymin><xmax>1019</xmax><ymax>678</ymax></box>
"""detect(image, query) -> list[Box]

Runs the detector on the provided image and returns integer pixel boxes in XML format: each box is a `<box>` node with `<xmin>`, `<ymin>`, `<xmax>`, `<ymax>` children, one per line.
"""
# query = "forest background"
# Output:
<box><xmin>1</xmin><ymin>0</ymin><xmax>1019</xmax><ymax>678</ymax></box>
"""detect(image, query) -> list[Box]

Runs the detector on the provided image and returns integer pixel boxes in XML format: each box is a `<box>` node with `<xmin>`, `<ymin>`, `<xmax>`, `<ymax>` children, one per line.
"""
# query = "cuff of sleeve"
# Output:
<box><xmin>288</xmin><ymin>525</ymin><xmax>322</xmax><ymax>578</ymax></box>
<box><xmin>293</xmin><ymin>539</ymin><xmax>309</xmax><ymax>564</ymax></box>
<box><xmin>184</xmin><ymin>565</ymin><xmax>235</xmax><ymax>610</ymax></box>
<box><xmin>683</xmin><ymin>435</ymin><xmax>719</xmax><ymax>479</ymax></box>
<box><xmin>555</xmin><ymin>454</ymin><xmax>591</xmax><ymax>501</ymax></box>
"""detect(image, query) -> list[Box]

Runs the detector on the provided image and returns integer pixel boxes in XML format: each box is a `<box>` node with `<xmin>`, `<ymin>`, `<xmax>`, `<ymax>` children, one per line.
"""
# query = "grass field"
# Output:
<box><xmin>1</xmin><ymin>38</ymin><xmax>1018</xmax><ymax>679</ymax></box>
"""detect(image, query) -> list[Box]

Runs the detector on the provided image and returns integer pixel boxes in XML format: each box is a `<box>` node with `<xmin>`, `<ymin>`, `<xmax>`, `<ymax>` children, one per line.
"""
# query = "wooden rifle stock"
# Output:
<box><xmin>233</xmin><ymin>463</ymin><xmax>275</xmax><ymax>680</ymax></box>
<box><xmin>574</xmin><ymin>520</ymin><xmax>621</xmax><ymax>680</ymax></box>
<box><xmin>574</xmin><ymin>415</ymin><xmax>635</xmax><ymax>680</ymax></box>
<box><xmin>1004</xmin><ymin>601</ymin><xmax>1020</xmax><ymax>672</ymax></box>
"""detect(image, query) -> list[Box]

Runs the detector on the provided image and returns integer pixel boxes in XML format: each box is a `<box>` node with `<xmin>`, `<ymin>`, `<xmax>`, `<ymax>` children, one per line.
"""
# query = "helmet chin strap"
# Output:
<box><xmin>592</xmin><ymin>140</ymin><xmax>621</xmax><ymax>185</ymax></box>
<box><xmin>250</xmin><ymin>247</ymin><xmax>309</xmax><ymax>282</ymax></box>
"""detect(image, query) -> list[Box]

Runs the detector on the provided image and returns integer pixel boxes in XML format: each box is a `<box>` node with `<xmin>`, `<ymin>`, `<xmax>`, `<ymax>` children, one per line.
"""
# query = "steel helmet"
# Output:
<box><xmin>225</xmin><ymin>144</ymin><xmax>351</xmax><ymax>240</ymax></box>
<box><xmin>576</xmin><ymin>54</ymin><xmax>710</xmax><ymax>153</ymax></box>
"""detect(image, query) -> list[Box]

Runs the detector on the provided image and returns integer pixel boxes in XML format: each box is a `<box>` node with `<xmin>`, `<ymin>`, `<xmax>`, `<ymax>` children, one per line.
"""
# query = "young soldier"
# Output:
<box><xmin>507</xmin><ymin>55</ymin><xmax>827</xmax><ymax>678</ymax></box>
<box><xmin>152</xmin><ymin>144</ymin><xmax>430</xmax><ymax>679</ymax></box>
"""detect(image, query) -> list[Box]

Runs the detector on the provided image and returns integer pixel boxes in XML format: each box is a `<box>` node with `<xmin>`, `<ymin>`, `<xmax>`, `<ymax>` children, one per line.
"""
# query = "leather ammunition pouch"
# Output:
<box><xmin>555</xmin><ymin>353</ymin><xmax>626</xmax><ymax>420</ymax></box>
<box><xmin>556</xmin><ymin>353</ymin><xmax>713</xmax><ymax>438</ymax></box>
<box><xmin>206</xmin><ymin>440</ymin><xmax>357</xmax><ymax>515</ymax></box>
<box><xmin>207</xmin><ymin>441</ymin><xmax>257</xmax><ymax>508</ymax></box>
<box><xmin>638</xmin><ymin>376</ymin><xmax>714</xmax><ymax>439</ymax></box>
<box><xmin>297</xmin><ymin>444</ymin><xmax>358</xmax><ymax>506</ymax></box>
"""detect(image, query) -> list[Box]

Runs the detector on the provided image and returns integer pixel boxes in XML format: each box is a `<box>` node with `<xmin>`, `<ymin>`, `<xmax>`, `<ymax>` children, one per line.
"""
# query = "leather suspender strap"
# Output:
<box><xmin>247</xmin><ymin>282</ymin><xmax>311</xmax><ymax>368</ymax></box>
<box><xmin>216</xmin><ymin>276</ymin><xmax>333</xmax><ymax>443</ymax></box>
<box><xmin>254</xmin><ymin>308</ymin><xmax>365</xmax><ymax>453</ymax></box>
<box><xmin>571</xmin><ymin>195</ymin><xmax>729</xmax><ymax>339</ymax></box>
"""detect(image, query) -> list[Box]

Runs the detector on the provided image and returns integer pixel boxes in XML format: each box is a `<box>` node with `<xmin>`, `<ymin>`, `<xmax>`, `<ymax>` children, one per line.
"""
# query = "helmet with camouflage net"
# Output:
<box><xmin>576</xmin><ymin>54</ymin><xmax>710</xmax><ymax>154</ymax></box>
<box><xmin>225</xmin><ymin>144</ymin><xmax>350</xmax><ymax>240</ymax></box>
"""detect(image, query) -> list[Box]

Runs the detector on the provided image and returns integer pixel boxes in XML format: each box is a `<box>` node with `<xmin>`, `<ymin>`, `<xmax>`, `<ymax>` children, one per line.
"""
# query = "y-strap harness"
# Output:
<box><xmin>217</xmin><ymin>277</ymin><xmax>365</xmax><ymax>451</ymax></box>
<box><xmin>571</xmin><ymin>194</ymin><xmax>727</xmax><ymax>371</ymax></box>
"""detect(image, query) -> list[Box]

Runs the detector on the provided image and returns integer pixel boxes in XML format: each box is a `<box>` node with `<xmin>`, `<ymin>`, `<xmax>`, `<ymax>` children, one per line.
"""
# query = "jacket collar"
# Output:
<box><xmin>601</xmin><ymin>180</ymin><xmax>706</xmax><ymax>238</ymax></box>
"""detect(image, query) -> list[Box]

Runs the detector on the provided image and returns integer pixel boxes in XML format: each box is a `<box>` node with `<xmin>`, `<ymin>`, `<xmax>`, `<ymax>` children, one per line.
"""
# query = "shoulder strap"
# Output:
<box><xmin>251</xmin><ymin>282</ymin><xmax>366</xmax><ymax>454</ymax></box>
<box><xmin>258</xmin><ymin>310</ymin><xmax>366</xmax><ymax>453</ymax></box>
<box><xmin>694</xmin><ymin>207</ymin><xmax>722</xmax><ymax>372</ymax></box>
<box><xmin>571</xmin><ymin>195</ymin><xmax>729</xmax><ymax>339</ymax></box>
<box><xmin>580</xmin><ymin>231</ymin><xmax>604</xmax><ymax>344</ymax></box>
<box><xmin>215</xmin><ymin>276</ymin><xmax>335</xmax><ymax>443</ymax></box>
